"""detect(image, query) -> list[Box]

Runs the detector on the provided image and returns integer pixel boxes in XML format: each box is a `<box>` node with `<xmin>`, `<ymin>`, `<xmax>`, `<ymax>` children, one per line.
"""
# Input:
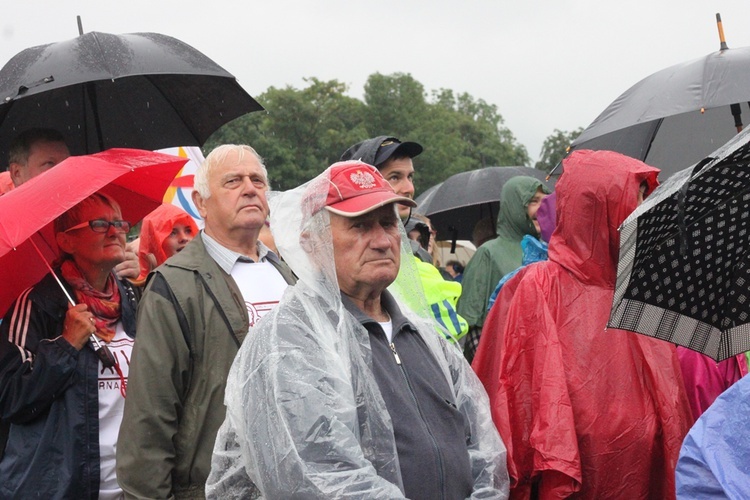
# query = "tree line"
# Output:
<box><xmin>204</xmin><ymin>73</ymin><xmax>582</xmax><ymax>194</ymax></box>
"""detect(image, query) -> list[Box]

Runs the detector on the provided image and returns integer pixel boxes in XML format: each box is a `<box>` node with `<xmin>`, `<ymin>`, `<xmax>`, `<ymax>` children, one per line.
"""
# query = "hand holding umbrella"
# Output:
<box><xmin>33</xmin><ymin>240</ymin><xmax>118</xmax><ymax>368</ymax></box>
<box><xmin>63</xmin><ymin>303</ymin><xmax>99</xmax><ymax>350</ymax></box>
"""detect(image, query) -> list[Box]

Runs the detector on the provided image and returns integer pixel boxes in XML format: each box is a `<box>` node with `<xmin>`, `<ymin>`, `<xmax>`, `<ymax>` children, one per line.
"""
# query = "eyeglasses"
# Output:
<box><xmin>64</xmin><ymin>219</ymin><xmax>131</xmax><ymax>233</ymax></box>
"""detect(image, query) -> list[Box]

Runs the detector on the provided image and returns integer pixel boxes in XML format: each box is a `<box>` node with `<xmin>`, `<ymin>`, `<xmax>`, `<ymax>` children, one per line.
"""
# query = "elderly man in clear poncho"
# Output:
<box><xmin>207</xmin><ymin>161</ymin><xmax>509</xmax><ymax>499</ymax></box>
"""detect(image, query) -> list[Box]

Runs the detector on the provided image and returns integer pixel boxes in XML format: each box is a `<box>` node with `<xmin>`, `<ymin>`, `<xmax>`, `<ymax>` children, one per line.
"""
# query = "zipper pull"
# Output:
<box><xmin>389</xmin><ymin>342</ymin><xmax>402</xmax><ymax>365</ymax></box>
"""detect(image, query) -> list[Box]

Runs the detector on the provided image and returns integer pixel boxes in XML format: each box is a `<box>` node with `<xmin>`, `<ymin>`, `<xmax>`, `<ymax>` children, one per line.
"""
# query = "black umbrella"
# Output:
<box><xmin>608</xmin><ymin>127</ymin><xmax>750</xmax><ymax>361</ymax></box>
<box><xmin>569</xmin><ymin>42</ymin><xmax>750</xmax><ymax>180</ymax></box>
<box><xmin>0</xmin><ymin>30</ymin><xmax>263</xmax><ymax>160</ymax></box>
<box><xmin>415</xmin><ymin>166</ymin><xmax>554</xmax><ymax>241</ymax></box>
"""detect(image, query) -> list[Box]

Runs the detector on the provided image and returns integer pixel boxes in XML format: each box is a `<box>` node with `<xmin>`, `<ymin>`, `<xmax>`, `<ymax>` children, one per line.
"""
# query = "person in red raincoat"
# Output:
<box><xmin>676</xmin><ymin>347</ymin><xmax>748</xmax><ymax>420</ymax></box>
<box><xmin>472</xmin><ymin>149</ymin><xmax>693</xmax><ymax>499</ymax></box>
<box><xmin>133</xmin><ymin>203</ymin><xmax>199</xmax><ymax>283</ymax></box>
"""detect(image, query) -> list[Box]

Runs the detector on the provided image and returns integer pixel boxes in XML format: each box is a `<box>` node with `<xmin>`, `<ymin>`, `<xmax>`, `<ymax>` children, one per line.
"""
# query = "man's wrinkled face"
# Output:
<box><xmin>194</xmin><ymin>151</ymin><xmax>269</xmax><ymax>241</ymax></box>
<box><xmin>378</xmin><ymin>157</ymin><xmax>415</xmax><ymax>219</ymax></box>
<box><xmin>11</xmin><ymin>140</ymin><xmax>70</xmax><ymax>186</ymax></box>
<box><xmin>331</xmin><ymin>205</ymin><xmax>401</xmax><ymax>298</ymax></box>
<box><xmin>526</xmin><ymin>187</ymin><xmax>548</xmax><ymax>235</ymax></box>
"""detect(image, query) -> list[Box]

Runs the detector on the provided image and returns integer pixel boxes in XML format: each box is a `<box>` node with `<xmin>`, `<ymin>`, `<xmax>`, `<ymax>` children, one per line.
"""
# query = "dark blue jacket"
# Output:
<box><xmin>0</xmin><ymin>271</ymin><xmax>138</xmax><ymax>500</ymax></box>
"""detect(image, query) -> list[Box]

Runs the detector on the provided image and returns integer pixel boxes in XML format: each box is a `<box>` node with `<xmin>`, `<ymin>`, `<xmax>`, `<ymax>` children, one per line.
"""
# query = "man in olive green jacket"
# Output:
<box><xmin>116</xmin><ymin>145</ymin><xmax>295</xmax><ymax>499</ymax></box>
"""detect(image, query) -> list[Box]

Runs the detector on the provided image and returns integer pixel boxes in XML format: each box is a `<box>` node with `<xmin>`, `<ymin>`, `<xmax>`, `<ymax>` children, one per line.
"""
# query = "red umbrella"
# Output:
<box><xmin>0</xmin><ymin>148</ymin><xmax>188</xmax><ymax>315</ymax></box>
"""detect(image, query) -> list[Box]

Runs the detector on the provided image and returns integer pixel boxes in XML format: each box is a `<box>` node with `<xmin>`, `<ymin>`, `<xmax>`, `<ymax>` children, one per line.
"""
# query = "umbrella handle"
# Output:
<box><xmin>93</xmin><ymin>341</ymin><xmax>117</xmax><ymax>368</ymax></box>
<box><xmin>731</xmin><ymin>103</ymin><xmax>743</xmax><ymax>133</ymax></box>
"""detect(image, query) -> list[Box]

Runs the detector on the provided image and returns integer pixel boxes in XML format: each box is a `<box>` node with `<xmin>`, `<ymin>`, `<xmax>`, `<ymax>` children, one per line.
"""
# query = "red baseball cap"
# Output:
<box><xmin>323</xmin><ymin>161</ymin><xmax>417</xmax><ymax>217</ymax></box>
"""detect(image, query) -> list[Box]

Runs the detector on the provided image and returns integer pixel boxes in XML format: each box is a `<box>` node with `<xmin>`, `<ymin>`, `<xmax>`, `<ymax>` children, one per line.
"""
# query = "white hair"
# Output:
<box><xmin>194</xmin><ymin>144</ymin><xmax>269</xmax><ymax>199</ymax></box>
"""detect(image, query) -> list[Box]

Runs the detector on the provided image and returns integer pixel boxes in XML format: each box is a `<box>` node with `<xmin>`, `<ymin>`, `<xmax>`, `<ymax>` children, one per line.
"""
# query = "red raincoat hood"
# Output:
<box><xmin>137</xmin><ymin>203</ymin><xmax>198</xmax><ymax>280</ymax></box>
<box><xmin>549</xmin><ymin>150</ymin><xmax>659</xmax><ymax>287</ymax></box>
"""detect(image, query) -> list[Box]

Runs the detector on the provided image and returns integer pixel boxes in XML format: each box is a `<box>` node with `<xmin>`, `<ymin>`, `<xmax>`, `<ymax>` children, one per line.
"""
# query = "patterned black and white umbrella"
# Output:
<box><xmin>608</xmin><ymin>128</ymin><xmax>750</xmax><ymax>361</ymax></box>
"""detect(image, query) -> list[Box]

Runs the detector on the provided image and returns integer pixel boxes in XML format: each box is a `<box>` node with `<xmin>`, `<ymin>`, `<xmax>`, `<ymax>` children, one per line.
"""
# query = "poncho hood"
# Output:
<box><xmin>549</xmin><ymin>149</ymin><xmax>659</xmax><ymax>287</ymax></box>
<box><xmin>495</xmin><ymin>175</ymin><xmax>548</xmax><ymax>239</ymax></box>
<box><xmin>137</xmin><ymin>204</ymin><xmax>199</xmax><ymax>281</ymax></box>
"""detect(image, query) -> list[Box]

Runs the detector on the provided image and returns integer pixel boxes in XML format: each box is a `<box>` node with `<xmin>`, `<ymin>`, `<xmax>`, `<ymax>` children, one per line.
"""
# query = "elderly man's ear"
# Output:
<box><xmin>192</xmin><ymin>190</ymin><xmax>209</xmax><ymax>220</ymax></box>
<box><xmin>299</xmin><ymin>231</ymin><xmax>313</xmax><ymax>254</ymax></box>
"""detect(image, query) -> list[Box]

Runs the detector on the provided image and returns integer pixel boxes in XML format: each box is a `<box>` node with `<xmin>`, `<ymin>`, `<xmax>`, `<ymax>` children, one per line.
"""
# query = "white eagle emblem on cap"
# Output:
<box><xmin>350</xmin><ymin>170</ymin><xmax>377</xmax><ymax>189</ymax></box>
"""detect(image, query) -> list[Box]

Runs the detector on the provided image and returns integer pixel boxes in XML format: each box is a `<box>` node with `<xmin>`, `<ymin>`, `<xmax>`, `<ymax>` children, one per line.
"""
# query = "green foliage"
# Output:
<box><xmin>535</xmin><ymin>127</ymin><xmax>584</xmax><ymax>172</ymax></box>
<box><xmin>205</xmin><ymin>73</ymin><xmax>530</xmax><ymax>194</ymax></box>
<box><xmin>409</xmin><ymin>87</ymin><xmax>529</xmax><ymax>193</ymax></box>
<box><xmin>363</xmin><ymin>73</ymin><xmax>429</xmax><ymax>136</ymax></box>
<box><xmin>205</xmin><ymin>78</ymin><xmax>366</xmax><ymax>190</ymax></box>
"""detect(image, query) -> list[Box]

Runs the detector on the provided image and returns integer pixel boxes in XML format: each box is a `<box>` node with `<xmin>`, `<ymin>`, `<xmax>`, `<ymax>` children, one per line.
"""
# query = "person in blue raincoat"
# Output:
<box><xmin>676</xmin><ymin>370</ymin><xmax>750</xmax><ymax>498</ymax></box>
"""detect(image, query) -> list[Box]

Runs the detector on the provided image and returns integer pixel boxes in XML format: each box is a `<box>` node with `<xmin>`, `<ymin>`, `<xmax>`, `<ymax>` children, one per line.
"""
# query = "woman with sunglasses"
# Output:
<box><xmin>0</xmin><ymin>192</ymin><xmax>140</xmax><ymax>499</ymax></box>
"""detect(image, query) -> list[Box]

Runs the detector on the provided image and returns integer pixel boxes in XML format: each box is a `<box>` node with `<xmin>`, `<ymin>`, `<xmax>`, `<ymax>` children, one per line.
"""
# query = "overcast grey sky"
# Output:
<box><xmin>3</xmin><ymin>1</ymin><xmax>750</xmax><ymax>163</ymax></box>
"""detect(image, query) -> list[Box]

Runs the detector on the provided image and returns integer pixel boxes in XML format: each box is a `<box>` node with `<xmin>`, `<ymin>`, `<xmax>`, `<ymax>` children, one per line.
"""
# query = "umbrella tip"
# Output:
<box><xmin>716</xmin><ymin>13</ymin><xmax>729</xmax><ymax>51</ymax></box>
<box><xmin>546</xmin><ymin>160</ymin><xmax>562</xmax><ymax>180</ymax></box>
<box><xmin>77</xmin><ymin>15</ymin><xmax>84</xmax><ymax>36</ymax></box>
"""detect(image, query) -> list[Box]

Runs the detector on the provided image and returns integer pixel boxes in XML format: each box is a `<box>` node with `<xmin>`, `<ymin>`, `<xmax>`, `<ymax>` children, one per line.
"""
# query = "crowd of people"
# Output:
<box><xmin>0</xmin><ymin>129</ymin><xmax>746</xmax><ymax>499</ymax></box>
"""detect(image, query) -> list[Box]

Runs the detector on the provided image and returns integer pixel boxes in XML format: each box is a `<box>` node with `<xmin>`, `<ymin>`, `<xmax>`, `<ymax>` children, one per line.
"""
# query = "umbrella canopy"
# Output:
<box><xmin>0</xmin><ymin>31</ymin><xmax>263</xmax><ymax>160</ymax></box>
<box><xmin>570</xmin><ymin>45</ymin><xmax>750</xmax><ymax>180</ymax></box>
<box><xmin>608</xmin><ymin>128</ymin><xmax>750</xmax><ymax>361</ymax></box>
<box><xmin>415</xmin><ymin>166</ymin><xmax>554</xmax><ymax>241</ymax></box>
<box><xmin>0</xmin><ymin>148</ymin><xmax>187</xmax><ymax>314</ymax></box>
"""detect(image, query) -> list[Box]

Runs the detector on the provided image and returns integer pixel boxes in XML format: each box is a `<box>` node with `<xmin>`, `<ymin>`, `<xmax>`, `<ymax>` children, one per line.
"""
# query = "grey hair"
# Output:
<box><xmin>194</xmin><ymin>144</ymin><xmax>269</xmax><ymax>199</ymax></box>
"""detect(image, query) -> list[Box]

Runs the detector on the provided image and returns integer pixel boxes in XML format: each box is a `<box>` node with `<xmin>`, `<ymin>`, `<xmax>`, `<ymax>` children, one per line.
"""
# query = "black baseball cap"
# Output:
<box><xmin>340</xmin><ymin>135</ymin><xmax>423</xmax><ymax>169</ymax></box>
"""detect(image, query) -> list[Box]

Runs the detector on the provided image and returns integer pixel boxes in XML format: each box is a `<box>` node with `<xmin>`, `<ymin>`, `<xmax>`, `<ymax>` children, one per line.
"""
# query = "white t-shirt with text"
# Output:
<box><xmin>98</xmin><ymin>322</ymin><xmax>133</xmax><ymax>500</ymax></box>
<box><xmin>231</xmin><ymin>261</ymin><xmax>289</xmax><ymax>329</ymax></box>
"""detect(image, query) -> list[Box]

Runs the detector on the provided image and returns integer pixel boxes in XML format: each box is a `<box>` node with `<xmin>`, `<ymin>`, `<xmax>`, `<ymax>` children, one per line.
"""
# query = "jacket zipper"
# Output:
<box><xmin>389</xmin><ymin>341</ymin><xmax>446</xmax><ymax>499</ymax></box>
<box><xmin>389</xmin><ymin>342</ymin><xmax>401</xmax><ymax>364</ymax></box>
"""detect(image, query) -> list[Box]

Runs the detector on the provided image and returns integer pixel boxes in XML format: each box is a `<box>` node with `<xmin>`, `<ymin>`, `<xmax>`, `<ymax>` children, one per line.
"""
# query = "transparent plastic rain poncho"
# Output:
<box><xmin>206</xmin><ymin>167</ymin><xmax>509</xmax><ymax>499</ymax></box>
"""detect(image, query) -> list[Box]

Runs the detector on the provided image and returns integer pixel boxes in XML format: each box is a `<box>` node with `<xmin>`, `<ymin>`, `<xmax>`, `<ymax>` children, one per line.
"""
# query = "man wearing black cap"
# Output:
<box><xmin>340</xmin><ymin>136</ymin><xmax>422</xmax><ymax>220</ymax></box>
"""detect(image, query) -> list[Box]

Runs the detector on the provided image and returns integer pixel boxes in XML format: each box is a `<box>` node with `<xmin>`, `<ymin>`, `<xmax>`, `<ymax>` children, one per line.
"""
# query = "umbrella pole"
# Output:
<box><xmin>28</xmin><ymin>237</ymin><xmax>116</xmax><ymax>365</ymax></box>
<box><xmin>716</xmin><ymin>13</ymin><xmax>729</xmax><ymax>51</ymax></box>
<box><xmin>29</xmin><ymin>238</ymin><xmax>75</xmax><ymax>307</ymax></box>
<box><xmin>546</xmin><ymin>159</ymin><xmax>563</xmax><ymax>181</ymax></box>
